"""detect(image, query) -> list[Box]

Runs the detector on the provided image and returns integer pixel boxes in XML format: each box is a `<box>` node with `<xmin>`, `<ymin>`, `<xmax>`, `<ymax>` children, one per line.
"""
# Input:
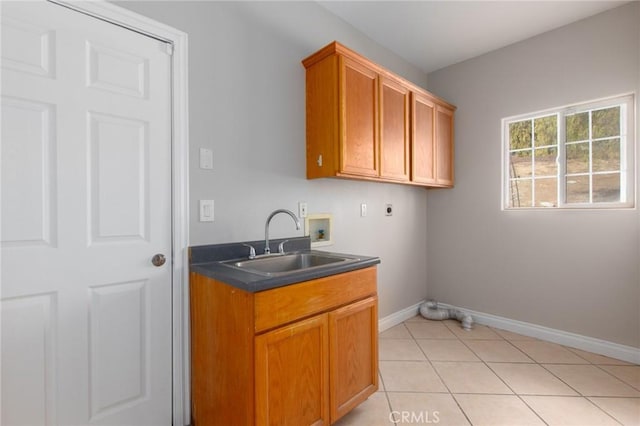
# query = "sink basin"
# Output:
<box><xmin>221</xmin><ymin>252</ymin><xmax>360</xmax><ymax>276</ymax></box>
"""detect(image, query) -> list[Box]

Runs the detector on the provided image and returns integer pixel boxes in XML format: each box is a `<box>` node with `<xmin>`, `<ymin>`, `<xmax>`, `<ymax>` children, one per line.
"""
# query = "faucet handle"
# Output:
<box><xmin>242</xmin><ymin>244</ymin><xmax>256</xmax><ymax>259</ymax></box>
<box><xmin>278</xmin><ymin>240</ymin><xmax>289</xmax><ymax>255</ymax></box>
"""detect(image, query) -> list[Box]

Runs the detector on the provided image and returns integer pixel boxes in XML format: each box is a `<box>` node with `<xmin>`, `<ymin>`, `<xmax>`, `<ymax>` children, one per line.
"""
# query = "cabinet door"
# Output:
<box><xmin>329</xmin><ymin>296</ymin><xmax>378</xmax><ymax>422</ymax></box>
<box><xmin>339</xmin><ymin>56</ymin><xmax>379</xmax><ymax>177</ymax></box>
<box><xmin>255</xmin><ymin>314</ymin><xmax>330</xmax><ymax>426</ymax></box>
<box><xmin>435</xmin><ymin>105</ymin><xmax>455</xmax><ymax>186</ymax></box>
<box><xmin>411</xmin><ymin>92</ymin><xmax>436</xmax><ymax>184</ymax></box>
<box><xmin>380</xmin><ymin>76</ymin><xmax>410</xmax><ymax>181</ymax></box>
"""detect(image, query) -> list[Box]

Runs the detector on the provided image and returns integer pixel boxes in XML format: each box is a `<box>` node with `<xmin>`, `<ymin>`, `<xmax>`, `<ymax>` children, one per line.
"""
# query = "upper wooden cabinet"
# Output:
<box><xmin>435</xmin><ymin>104</ymin><xmax>455</xmax><ymax>186</ymax></box>
<box><xmin>411</xmin><ymin>92</ymin><xmax>436</xmax><ymax>184</ymax></box>
<box><xmin>341</xmin><ymin>56</ymin><xmax>379</xmax><ymax>178</ymax></box>
<box><xmin>379</xmin><ymin>75</ymin><xmax>410</xmax><ymax>182</ymax></box>
<box><xmin>412</xmin><ymin>93</ymin><xmax>455</xmax><ymax>187</ymax></box>
<box><xmin>302</xmin><ymin>41</ymin><xmax>455</xmax><ymax>188</ymax></box>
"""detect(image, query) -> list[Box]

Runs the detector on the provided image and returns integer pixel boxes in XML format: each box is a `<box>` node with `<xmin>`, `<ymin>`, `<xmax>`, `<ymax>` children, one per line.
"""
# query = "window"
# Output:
<box><xmin>503</xmin><ymin>94</ymin><xmax>635</xmax><ymax>209</ymax></box>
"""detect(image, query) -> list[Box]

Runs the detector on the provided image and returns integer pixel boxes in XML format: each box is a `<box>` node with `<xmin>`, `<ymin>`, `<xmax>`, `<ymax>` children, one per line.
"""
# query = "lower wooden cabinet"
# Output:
<box><xmin>329</xmin><ymin>297</ymin><xmax>378</xmax><ymax>421</ymax></box>
<box><xmin>255</xmin><ymin>314</ymin><xmax>330</xmax><ymax>426</ymax></box>
<box><xmin>190</xmin><ymin>267</ymin><xmax>379</xmax><ymax>426</ymax></box>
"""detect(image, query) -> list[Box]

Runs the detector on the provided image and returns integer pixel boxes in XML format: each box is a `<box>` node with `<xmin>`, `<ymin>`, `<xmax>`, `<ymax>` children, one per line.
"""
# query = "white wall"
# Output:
<box><xmin>427</xmin><ymin>2</ymin><xmax>640</xmax><ymax>348</ymax></box>
<box><xmin>114</xmin><ymin>1</ymin><xmax>431</xmax><ymax>318</ymax></box>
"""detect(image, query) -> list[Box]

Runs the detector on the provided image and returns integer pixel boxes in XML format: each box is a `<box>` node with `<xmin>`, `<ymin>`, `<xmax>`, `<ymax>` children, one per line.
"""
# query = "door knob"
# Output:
<box><xmin>151</xmin><ymin>254</ymin><xmax>166</xmax><ymax>267</ymax></box>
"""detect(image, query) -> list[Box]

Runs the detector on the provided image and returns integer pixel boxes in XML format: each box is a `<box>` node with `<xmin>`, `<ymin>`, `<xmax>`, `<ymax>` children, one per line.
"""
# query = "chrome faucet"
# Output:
<box><xmin>264</xmin><ymin>209</ymin><xmax>301</xmax><ymax>254</ymax></box>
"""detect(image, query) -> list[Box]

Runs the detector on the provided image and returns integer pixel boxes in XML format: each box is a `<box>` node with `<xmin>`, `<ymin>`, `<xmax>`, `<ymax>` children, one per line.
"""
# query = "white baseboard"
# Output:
<box><xmin>378</xmin><ymin>301</ymin><xmax>422</xmax><ymax>332</ymax></box>
<box><xmin>380</xmin><ymin>300</ymin><xmax>640</xmax><ymax>364</ymax></box>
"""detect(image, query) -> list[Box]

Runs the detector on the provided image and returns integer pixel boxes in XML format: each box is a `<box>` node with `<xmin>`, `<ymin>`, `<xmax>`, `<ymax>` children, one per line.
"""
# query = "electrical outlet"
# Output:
<box><xmin>298</xmin><ymin>202</ymin><xmax>308</xmax><ymax>218</ymax></box>
<box><xmin>360</xmin><ymin>203</ymin><xmax>367</xmax><ymax>217</ymax></box>
<box><xmin>385</xmin><ymin>204</ymin><xmax>393</xmax><ymax>216</ymax></box>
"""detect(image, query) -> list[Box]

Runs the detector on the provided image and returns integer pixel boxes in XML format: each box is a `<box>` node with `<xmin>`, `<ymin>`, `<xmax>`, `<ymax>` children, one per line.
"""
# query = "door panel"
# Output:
<box><xmin>0</xmin><ymin>15</ymin><xmax>56</xmax><ymax>78</ymax></box>
<box><xmin>1</xmin><ymin>293</ymin><xmax>57</xmax><ymax>426</ymax></box>
<box><xmin>411</xmin><ymin>92</ymin><xmax>436</xmax><ymax>184</ymax></box>
<box><xmin>255</xmin><ymin>314</ymin><xmax>330</xmax><ymax>426</ymax></box>
<box><xmin>1</xmin><ymin>1</ymin><xmax>172</xmax><ymax>424</ymax></box>
<box><xmin>340</xmin><ymin>57</ymin><xmax>378</xmax><ymax>177</ymax></box>
<box><xmin>89</xmin><ymin>280</ymin><xmax>149</xmax><ymax>419</ymax></box>
<box><xmin>87</xmin><ymin>41</ymin><xmax>149</xmax><ymax>99</ymax></box>
<box><xmin>436</xmin><ymin>105</ymin><xmax>455</xmax><ymax>186</ymax></box>
<box><xmin>329</xmin><ymin>296</ymin><xmax>378</xmax><ymax>422</ymax></box>
<box><xmin>1</xmin><ymin>96</ymin><xmax>57</xmax><ymax>247</ymax></box>
<box><xmin>88</xmin><ymin>112</ymin><xmax>150</xmax><ymax>243</ymax></box>
<box><xmin>379</xmin><ymin>77</ymin><xmax>410</xmax><ymax>181</ymax></box>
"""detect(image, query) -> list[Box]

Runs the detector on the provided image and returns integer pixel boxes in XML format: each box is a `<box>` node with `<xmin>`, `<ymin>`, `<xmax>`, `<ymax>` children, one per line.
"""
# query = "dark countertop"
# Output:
<box><xmin>189</xmin><ymin>236</ymin><xmax>380</xmax><ymax>293</ymax></box>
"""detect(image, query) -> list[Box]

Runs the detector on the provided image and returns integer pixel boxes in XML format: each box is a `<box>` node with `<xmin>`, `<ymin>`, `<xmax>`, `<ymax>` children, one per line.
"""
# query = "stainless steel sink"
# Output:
<box><xmin>221</xmin><ymin>252</ymin><xmax>360</xmax><ymax>276</ymax></box>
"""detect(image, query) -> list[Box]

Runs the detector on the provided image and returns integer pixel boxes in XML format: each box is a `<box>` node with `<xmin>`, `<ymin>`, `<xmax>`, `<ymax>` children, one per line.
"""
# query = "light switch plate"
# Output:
<box><xmin>199</xmin><ymin>148</ymin><xmax>213</xmax><ymax>169</ymax></box>
<box><xmin>199</xmin><ymin>200</ymin><xmax>214</xmax><ymax>222</ymax></box>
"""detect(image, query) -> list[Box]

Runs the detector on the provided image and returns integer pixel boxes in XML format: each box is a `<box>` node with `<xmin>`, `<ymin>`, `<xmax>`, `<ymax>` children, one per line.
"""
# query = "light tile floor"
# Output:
<box><xmin>334</xmin><ymin>316</ymin><xmax>640</xmax><ymax>426</ymax></box>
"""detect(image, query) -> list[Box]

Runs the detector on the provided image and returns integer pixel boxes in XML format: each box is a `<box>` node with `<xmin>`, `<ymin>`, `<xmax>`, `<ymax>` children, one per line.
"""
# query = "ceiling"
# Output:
<box><xmin>317</xmin><ymin>1</ymin><xmax>629</xmax><ymax>74</ymax></box>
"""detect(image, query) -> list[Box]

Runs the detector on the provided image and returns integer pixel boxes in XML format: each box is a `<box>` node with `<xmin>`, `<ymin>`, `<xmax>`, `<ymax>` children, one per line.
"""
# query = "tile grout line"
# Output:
<box><xmin>536</xmin><ymin>361</ymin><xmax>634</xmax><ymax>425</ymax></box>
<box><xmin>489</xmin><ymin>327</ymin><xmax>627</xmax><ymax>424</ymax></box>
<box><xmin>484</xmin><ymin>324</ymin><xmax>636</xmax><ymax>424</ymax></box>
<box><xmin>435</xmin><ymin>320</ymin><xmax>547</xmax><ymax>423</ymax></box>
<box><xmin>586</xmin><ymin>396</ymin><xmax>634</xmax><ymax>425</ymax></box>
<box><xmin>581</xmin><ymin>396</ymin><xmax>626</xmax><ymax>425</ymax></box>
<box><xmin>481</xmin><ymin>329</ymin><xmax>585</xmax><ymax>425</ymax></box>
<box><xmin>377</xmin><ymin>370</ymin><xmax>397</xmax><ymax>426</ymax></box>
<box><xmin>379</xmin><ymin>318</ymin><xmax>639</xmax><ymax>426</ymax></box>
<box><xmin>410</xmin><ymin>320</ymin><xmax>475</xmax><ymax>426</ymax></box>
<box><xmin>592</xmin><ymin>363</ymin><xmax>640</xmax><ymax>392</ymax></box>
<box><xmin>449</xmin><ymin>323</ymin><xmax>551</xmax><ymax>426</ymax></box>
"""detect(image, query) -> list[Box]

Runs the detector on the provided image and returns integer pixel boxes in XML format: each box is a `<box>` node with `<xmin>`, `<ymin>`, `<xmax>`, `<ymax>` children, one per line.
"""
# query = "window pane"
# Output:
<box><xmin>592</xmin><ymin>106</ymin><xmax>620</xmax><ymax>139</ymax></box>
<box><xmin>509</xmin><ymin>120</ymin><xmax>531</xmax><ymax>150</ymax></box>
<box><xmin>503</xmin><ymin>94</ymin><xmax>633</xmax><ymax>209</ymax></box>
<box><xmin>535</xmin><ymin>147</ymin><xmax>557</xmax><ymax>177</ymax></box>
<box><xmin>534</xmin><ymin>115</ymin><xmax>557</xmax><ymax>147</ymax></box>
<box><xmin>593</xmin><ymin>173</ymin><xmax>621</xmax><ymax>203</ymax></box>
<box><xmin>566</xmin><ymin>143</ymin><xmax>589</xmax><ymax>174</ymax></box>
<box><xmin>566</xmin><ymin>175</ymin><xmax>590</xmax><ymax>203</ymax></box>
<box><xmin>566</xmin><ymin>112</ymin><xmax>588</xmax><ymax>142</ymax></box>
<box><xmin>592</xmin><ymin>138</ymin><xmax>620</xmax><ymax>172</ymax></box>
<box><xmin>510</xmin><ymin>151</ymin><xmax>532</xmax><ymax>178</ymax></box>
<box><xmin>510</xmin><ymin>179</ymin><xmax>532</xmax><ymax>207</ymax></box>
<box><xmin>534</xmin><ymin>178</ymin><xmax>557</xmax><ymax>207</ymax></box>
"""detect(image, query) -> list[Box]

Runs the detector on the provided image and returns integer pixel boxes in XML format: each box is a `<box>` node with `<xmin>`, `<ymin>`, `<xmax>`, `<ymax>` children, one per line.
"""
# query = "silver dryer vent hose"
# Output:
<box><xmin>419</xmin><ymin>300</ymin><xmax>474</xmax><ymax>331</ymax></box>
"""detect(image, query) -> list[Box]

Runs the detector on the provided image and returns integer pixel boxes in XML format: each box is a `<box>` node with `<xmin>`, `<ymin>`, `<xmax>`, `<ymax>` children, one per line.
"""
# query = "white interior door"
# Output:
<box><xmin>1</xmin><ymin>1</ymin><xmax>173</xmax><ymax>424</ymax></box>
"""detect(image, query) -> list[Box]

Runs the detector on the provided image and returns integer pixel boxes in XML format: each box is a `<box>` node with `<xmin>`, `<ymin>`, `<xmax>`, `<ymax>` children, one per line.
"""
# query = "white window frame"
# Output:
<box><xmin>502</xmin><ymin>94</ymin><xmax>635</xmax><ymax>210</ymax></box>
